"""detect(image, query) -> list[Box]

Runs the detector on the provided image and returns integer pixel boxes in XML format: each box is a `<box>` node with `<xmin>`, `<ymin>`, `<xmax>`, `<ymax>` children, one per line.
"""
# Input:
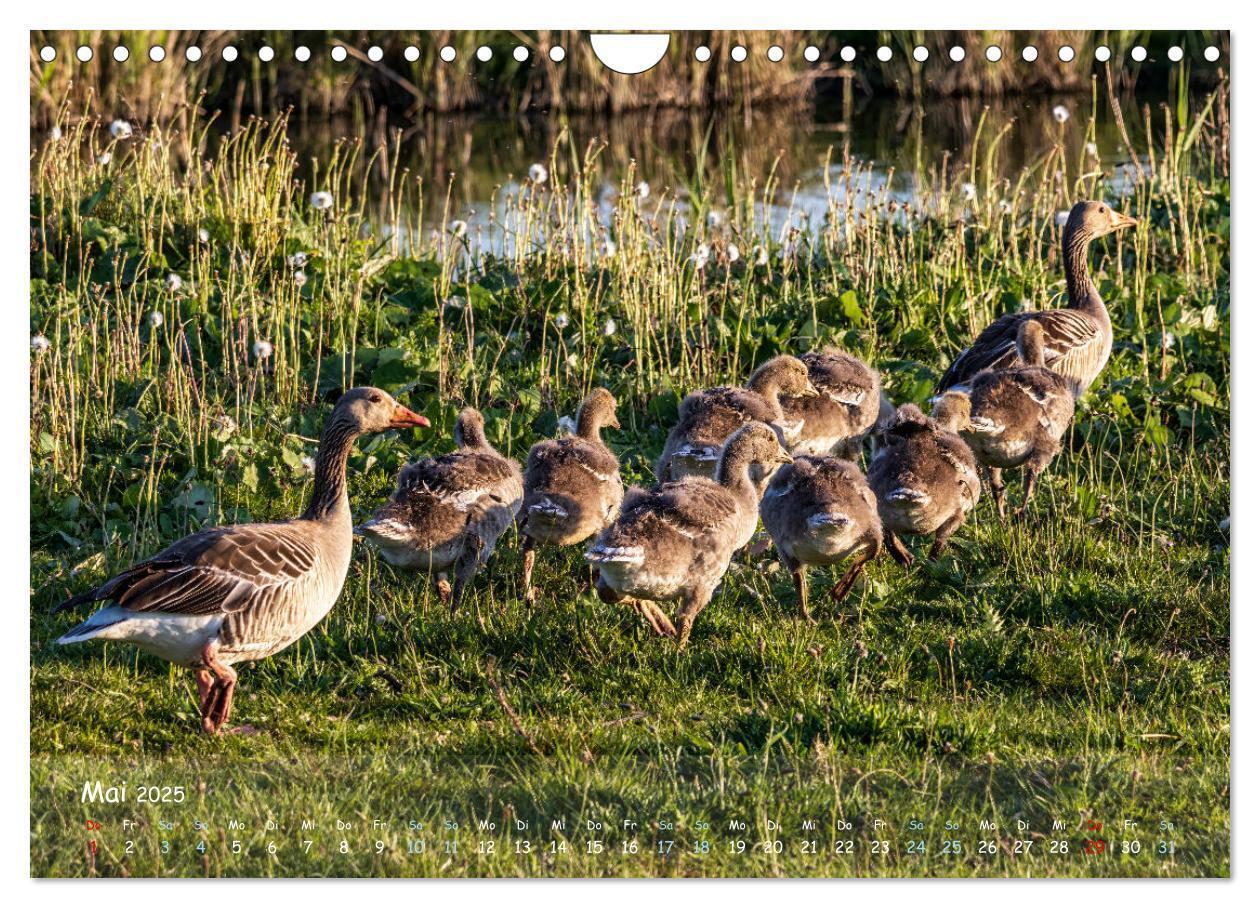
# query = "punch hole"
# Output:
<box><xmin>185</xmin><ymin>46</ymin><xmax>202</xmax><ymax>62</ymax></box>
<box><xmin>695</xmin><ymin>46</ymin><xmax>711</xmax><ymax>62</ymax></box>
<box><xmin>549</xmin><ymin>46</ymin><xmax>566</xmax><ymax>62</ymax></box>
<box><xmin>767</xmin><ymin>45</ymin><xmax>783</xmax><ymax>62</ymax></box>
<box><xmin>840</xmin><ymin>46</ymin><xmax>855</xmax><ymax>63</ymax></box>
<box><xmin>805</xmin><ymin>46</ymin><xmax>821</xmax><ymax>63</ymax></box>
<box><xmin>76</xmin><ymin>45</ymin><xmax>92</xmax><ymax>62</ymax></box>
<box><xmin>913</xmin><ymin>46</ymin><xmax>929</xmax><ymax>62</ymax></box>
<box><xmin>149</xmin><ymin>46</ymin><xmax>165</xmax><ymax>62</ymax></box>
<box><xmin>731</xmin><ymin>46</ymin><xmax>747</xmax><ymax>62</ymax></box>
<box><xmin>1058</xmin><ymin>46</ymin><xmax>1075</xmax><ymax>62</ymax></box>
<box><xmin>222</xmin><ymin>46</ymin><xmax>239</xmax><ymax>62</ymax></box>
<box><xmin>1204</xmin><ymin>46</ymin><xmax>1220</xmax><ymax>62</ymax></box>
<box><xmin>986</xmin><ymin>45</ymin><xmax>1002</xmax><ymax>62</ymax></box>
<box><xmin>113</xmin><ymin>46</ymin><xmax>129</xmax><ymax>63</ymax></box>
<box><xmin>1131</xmin><ymin>46</ymin><xmax>1147</xmax><ymax>62</ymax></box>
<box><xmin>368</xmin><ymin>46</ymin><xmax>384</xmax><ymax>62</ymax></box>
<box><xmin>477</xmin><ymin>46</ymin><xmax>492</xmax><ymax>62</ymax></box>
<box><xmin>330</xmin><ymin>46</ymin><xmax>347</xmax><ymax>63</ymax></box>
<box><xmin>949</xmin><ymin>46</ymin><xmax>966</xmax><ymax>62</ymax></box>
<box><xmin>1022</xmin><ymin>46</ymin><xmax>1038</xmax><ymax>62</ymax></box>
<box><xmin>513</xmin><ymin>47</ymin><xmax>529</xmax><ymax>62</ymax></box>
<box><xmin>1094</xmin><ymin>46</ymin><xmax>1111</xmax><ymax>62</ymax></box>
<box><xmin>404</xmin><ymin>46</ymin><xmax>420</xmax><ymax>62</ymax></box>
<box><xmin>295</xmin><ymin>46</ymin><xmax>311</xmax><ymax>62</ymax></box>
<box><xmin>1168</xmin><ymin>46</ymin><xmax>1184</xmax><ymax>62</ymax></box>
<box><xmin>39</xmin><ymin>46</ymin><xmax>55</xmax><ymax>62</ymax></box>
<box><xmin>876</xmin><ymin>46</ymin><xmax>892</xmax><ymax>62</ymax></box>
<box><xmin>259</xmin><ymin>46</ymin><xmax>275</xmax><ymax>63</ymax></box>
<box><xmin>439</xmin><ymin>46</ymin><xmax>456</xmax><ymax>63</ymax></box>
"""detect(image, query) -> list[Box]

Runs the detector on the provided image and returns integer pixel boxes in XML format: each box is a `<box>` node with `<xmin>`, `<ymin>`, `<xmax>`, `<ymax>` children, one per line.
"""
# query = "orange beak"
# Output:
<box><xmin>389</xmin><ymin>404</ymin><xmax>429</xmax><ymax>429</ymax></box>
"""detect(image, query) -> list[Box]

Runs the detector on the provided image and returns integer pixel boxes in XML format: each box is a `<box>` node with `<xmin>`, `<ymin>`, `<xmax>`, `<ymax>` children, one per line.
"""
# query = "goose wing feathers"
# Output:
<box><xmin>938</xmin><ymin>310</ymin><xmax>1102</xmax><ymax>391</ymax></box>
<box><xmin>676</xmin><ymin>387</ymin><xmax>778</xmax><ymax>446</ymax></box>
<box><xmin>54</xmin><ymin>523</ymin><xmax>318</xmax><ymax>617</ymax></box>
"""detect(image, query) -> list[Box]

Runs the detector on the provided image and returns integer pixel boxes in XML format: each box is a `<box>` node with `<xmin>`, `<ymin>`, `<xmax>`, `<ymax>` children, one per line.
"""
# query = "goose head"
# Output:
<box><xmin>454</xmin><ymin>407</ymin><xmax>491</xmax><ymax>450</ymax></box>
<box><xmin>722</xmin><ymin>421</ymin><xmax>794</xmax><ymax>476</ymax></box>
<box><xmin>334</xmin><ymin>387</ymin><xmax>429</xmax><ymax>435</ymax></box>
<box><xmin>1067</xmin><ymin>200</ymin><xmax>1139</xmax><ymax>241</ymax></box>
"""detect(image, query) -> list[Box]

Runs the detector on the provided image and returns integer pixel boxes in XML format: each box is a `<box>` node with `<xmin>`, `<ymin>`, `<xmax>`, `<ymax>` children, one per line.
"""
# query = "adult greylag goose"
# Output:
<box><xmin>53</xmin><ymin>387</ymin><xmax>429</xmax><ymax>734</ymax></box>
<box><xmin>936</xmin><ymin>320</ymin><xmax>1075</xmax><ymax>519</ymax></box>
<box><xmin>938</xmin><ymin>200</ymin><xmax>1138</xmax><ymax>398</ymax></box>
<box><xmin>357</xmin><ymin>407</ymin><xmax>523</xmax><ymax>614</ymax></box>
<box><xmin>656</xmin><ymin>355</ymin><xmax>817</xmax><ymax>484</ymax></box>
<box><xmin>520</xmin><ymin>388</ymin><xmax>623</xmax><ymax>603</ymax></box>
<box><xmin>589</xmin><ymin>422</ymin><xmax>793</xmax><ymax>648</ymax></box>
<box><xmin>779</xmin><ymin>348</ymin><xmax>887</xmax><ymax>458</ymax></box>
<box><xmin>760</xmin><ymin>455</ymin><xmax>882</xmax><ymax>621</ymax></box>
<box><xmin>866</xmin><ymin>402</ymin><xmax>980</xmax><ymax>565</ymax></box>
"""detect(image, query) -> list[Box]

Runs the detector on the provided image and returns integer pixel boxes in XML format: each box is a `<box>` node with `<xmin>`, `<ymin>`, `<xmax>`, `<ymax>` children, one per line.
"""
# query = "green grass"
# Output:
<box><xmin>29</xmin><ymin>80</ymin><xmax>1230</xmax><ymax>877</ymax></box>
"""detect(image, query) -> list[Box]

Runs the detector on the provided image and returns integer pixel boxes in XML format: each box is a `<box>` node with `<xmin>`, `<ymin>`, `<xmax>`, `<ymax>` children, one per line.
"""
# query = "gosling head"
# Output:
<box><xmin>454</xmin><ymin>407</ymin><xmax>490</xmax><ymax>450</ymax></box>
<box><xmin>332</xmin><ymin>387</ymin><xmax>429</xmax><ymax>436</ymax></box>
<box><xmin>1067</xmin><ymin>199</ymin><xmax>1139</xmax><ymax>241</ymax></box>
<box><xmin>722</xmin><ymin>421</ymin><xmax>795</xmax><ymax>473</ymax></box>
<box><xmin>931</xmin><ymin>390</ymin><xmax>972</xmax><ymax>434</ymax></box>
<box><xmin>577</xmin><ymin>387</ymin><xmax>621</xmax><ymax>434</ymax></box>
<box><xmin>1017</xmin><ymin>319</ymin><xmax>1048</xmax><ymax>368</ymax></box>
<box><xmin>751</xmin><ymin>355</ymin><xmax>818</xmax><ymax>398</ymax></box>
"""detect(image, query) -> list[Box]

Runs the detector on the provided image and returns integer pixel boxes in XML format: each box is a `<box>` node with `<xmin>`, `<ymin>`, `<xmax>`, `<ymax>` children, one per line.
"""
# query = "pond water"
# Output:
<box><xmin>283</xmin><ymin>89</ymin><xmax>1178</xmax><ymax>257</ymax></box>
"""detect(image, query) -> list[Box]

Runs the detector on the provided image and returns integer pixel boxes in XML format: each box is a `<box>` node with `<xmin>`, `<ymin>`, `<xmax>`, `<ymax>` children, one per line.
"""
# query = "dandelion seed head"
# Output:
<box><xmin>449</xmin><ymin>219</ymin><xmax>467</xmax><ymax>238</ymax></box>
<box><xmin>301</xmin><ymin>454</ymin><xmax>317</xmax><ymax>474</ymax></box>
<box><xmin>602</xmin><ymin>318</ymin><xmax>617</xmax><ymax>336</ymax></box>
<box><xmin>690</xmin><ymin>245</ymin><xmax>711</xmax><ymax>269</ymax></box>
<box><xmin>109</xmin><ymin>119</ymin><xmax>133</xmax><ymax>139</ymax></box>
<box><xmin>554</xmin><ymin>312</ymin><xmax>570</xmax><ymax>329</ymax></box>
<box><xmin>706</xmin><ymin>210</ymin><xmax>724</xmax><ymax>228</ymax></box>
<box><xmin>999</xmin><ymin>200</ymin><xmax>1013</xmax><ymax>214</ymax></box>
<box><xmin>97</xmin><ymin>152</ymin><xmax>111</xmax><ymax>166</ymax></box>
<box><xmin>557</xmin><ymin>415</ymin><xmax>577</xmax><ymax>435</ymax></box>
<box><xmin>293</xmin><ymin>270</ymin><xmax>308</xmax><ymax>288</ymax></box>
<box><xmin>198</xmin><ymin>227</ymin><xmax>210</xmax><ymax>243</ymax></box>
<box><xmin>565</xmin><ymin>353</ymin><xmax>579</xmax><ymax>369</ymax></box>
<box><xmin>753</xmin><ymin>245</ymin><xmax>770</xmax><ymax>266</ymax></box>
<box><xmin>149</xmin><ymin>311</ymin><xmax>164</xmax><ymax>328</ymax></box>
<box><xmin>1055</xmin><ymin>210</ymin><xmax>1071</xmax><ymax>227</ymax></box>
<box><xmin>252</xmin><ymin>339</ymin><xmax>274</xmax><ymax>360</ymax></box>
<box><xmin>1162</xmin><ymin>331</ymin><xmax>1176</xmax><ymax>351</ymax></box>
<box><xmin>288</xmin><ymin>251</ymin><xmax>308</xmax><ymax>268</ymax></box>
<box><xmin>48</xmin><ymin>126</ymin><xmax>62</xmax><ymax>141</ymax></box>
<box><xmin>1085</xmin><ymin>141</ymin><xmax>1099</xmax><ymax>159</ymax></box>
<box><xmin>528</xmin><ymin>163</ymin><xmax>548</xmax><ymax>185</ymax></box>
<box><xmin>635</xmin><ymin>180</ymin><xmax>650</xmax><ymax>199</ymax></box>
<box><xmin>374</xmin><ymin>613</ymin><xmax>387</xmax><ymax>626</ymax></box>
<box><xmin>30</xmin><ymin>334</ymin><xmax>50</xmax><ymax>353</ymax></box>
<box><xmin>165</xmin><ymin>273</ymin><xmax>182</xmax><ymax>293</ymax></box>
<box><xmin>961</xmin><ymin>182</ymin><xmax>977</xmax><ymax>202</ymax></box>
<box><xmin>1052</xmin><ymin>104</ymin><xmax>1070</xmax><ymax>124</ymax></box>
<box><xmin>309</xmin><ymin>191</ymin><xmax>334</xmax><ymax>211</ymax></box>
<box><xmin>726</xmin><ymin>243</ymin><xmax>740</xmax><ymax>262</ymax></box>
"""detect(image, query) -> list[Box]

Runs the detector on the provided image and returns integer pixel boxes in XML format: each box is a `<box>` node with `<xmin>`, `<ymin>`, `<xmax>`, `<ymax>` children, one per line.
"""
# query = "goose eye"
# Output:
<box><xmin>369</xmin><ymin>393</ymin><xmax>382</xmax><ymax>403</ymax></box>
<box><xmin>1098</xmin><ymin>205</ymin><xmax>1106</xmax><ymax>213</ymax></box>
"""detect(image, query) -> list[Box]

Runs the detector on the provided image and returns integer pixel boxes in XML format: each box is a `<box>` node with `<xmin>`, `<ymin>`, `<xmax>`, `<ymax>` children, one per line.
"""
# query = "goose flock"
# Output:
<box><xmin>53</xmin><ymin>199</ymin><xmax>1137</xmax><ymax>734</ymax></box>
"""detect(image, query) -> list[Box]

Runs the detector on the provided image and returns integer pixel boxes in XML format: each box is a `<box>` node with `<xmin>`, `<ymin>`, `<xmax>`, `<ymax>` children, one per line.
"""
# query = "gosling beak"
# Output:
<box><xmin>778</xmin><ymin>450</ymin><xmax>795</xmax><ymax>465</ymax></box>
<box><xmin>1110</xmin><ymin>210</ymin><xmax>1139</xmax><ymax>231</ymax></box>
<box><xmin>609</xmin><ymin>417</ymin><xmax>622</xmax><ymax>430</ymax></box>
<box><xmin>802</xmin><ymin>381</ymin><xmax>822</xmax><ymax>398</ymax></box>
<box><xmin>389</xmin><ymin>404</ymin><xmax>430</xmax><ymax>429</ymax></box>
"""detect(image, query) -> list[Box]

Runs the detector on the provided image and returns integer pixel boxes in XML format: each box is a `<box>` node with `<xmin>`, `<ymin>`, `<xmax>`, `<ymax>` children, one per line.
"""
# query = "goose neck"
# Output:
<box><xmin>301</xmin><ymin>418</ymin><xmax>358</xmax><ymax>521</ymax></box>
<box><xmin>1063</xmin><ymin>224</ymin><xmax>1105</xmax><ymax>318</ymax></box>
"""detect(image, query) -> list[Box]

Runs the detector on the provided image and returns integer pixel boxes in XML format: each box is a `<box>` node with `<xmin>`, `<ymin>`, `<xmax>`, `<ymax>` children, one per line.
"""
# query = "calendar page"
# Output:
<box><xmin>27</xmin><ymin>28</ymin><xmax>1230</xmax><ymax>879</ymax></box>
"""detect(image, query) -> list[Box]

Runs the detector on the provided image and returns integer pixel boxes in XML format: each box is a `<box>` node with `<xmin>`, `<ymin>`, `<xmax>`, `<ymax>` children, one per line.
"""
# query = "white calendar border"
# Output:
<box><xmin>4</xmin><ymin>0</ymin><xmax>1246</xmax><ymax>900</ymax></box>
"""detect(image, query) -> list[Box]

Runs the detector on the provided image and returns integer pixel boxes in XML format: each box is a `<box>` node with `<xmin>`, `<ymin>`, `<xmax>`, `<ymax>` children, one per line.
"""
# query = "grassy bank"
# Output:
<box><xmin>29</xmin><ymin>80</ymin><xmax>1229</xmax><ymax>877</ymax></box>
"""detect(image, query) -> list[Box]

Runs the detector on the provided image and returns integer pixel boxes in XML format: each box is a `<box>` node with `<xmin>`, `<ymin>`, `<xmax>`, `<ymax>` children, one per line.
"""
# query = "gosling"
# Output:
<box><xmin>937</xmin><ymin>320</ymin><xmax>1075</xmax><ymax>519</ymax></box>
<box><xmin>519</xmin><ymin>389</ymin><xmax>624</xmax><ymax>603</ymax></box>
<box><xmin>588</xmin><ymin>423</ymin><xmax>794</xmax><ymax>647</ymax></box>
<box><xmin>866</xmin><ymin>402</ymin><xmax>980</xmax><ymax>565</ymax></box>
<box><xmin>656</xmin><ymin>356</ymin><xmax>817</xmax><ymax>484</ymax></box>
<box><xmin>761</xmin><ymin>455</ymin><xmax>882</xmax><ymax>621</ymax></box>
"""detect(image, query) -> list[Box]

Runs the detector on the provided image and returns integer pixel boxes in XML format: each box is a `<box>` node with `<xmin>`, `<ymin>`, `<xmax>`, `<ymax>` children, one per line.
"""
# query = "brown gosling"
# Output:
<box><xmin>938</xmin><ymin>199</ymin><xmax>1138</xmax><ymax>398</ymax></box>
<box><xmin>779</xmin><ymin>348</ymin><xmax>885</xmax><ymax>459</ymax></box>
<box><xmin>358</xmin><ymin>408</ymin><xmax>523</xmax><ymax>617</ymax></box>
<box><xmin>588</xmin><ymin>422</ymin><xmax>794</xmax><ymax>648</ymax></box>
<box><xmin>937</xmin><ymin>321</ymin><xmax>1075</xmax><ymax>520</ymax></box>
<box><xmin>519</xmin><ymin>389</ymin><xmax>624</xmax><ymax>603</ymax></box>
<box><xmin>54</xmin><ymin>388</ymin><xmax>429</xmax><ymax>735</ymax></box>
<box><xmin>760</xmin><ymin>455</ymin><xmax>882</xmax><ymax>622</ymax></box>
<box><xmin>866</xmin><ymin>402</ymin><xmax>981</xmax><ymax>565</ymax></box>
<box><xmin>656</xmin><ymin>355</ymin><xmax>817</xmax><ymax>485</ymax></box>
